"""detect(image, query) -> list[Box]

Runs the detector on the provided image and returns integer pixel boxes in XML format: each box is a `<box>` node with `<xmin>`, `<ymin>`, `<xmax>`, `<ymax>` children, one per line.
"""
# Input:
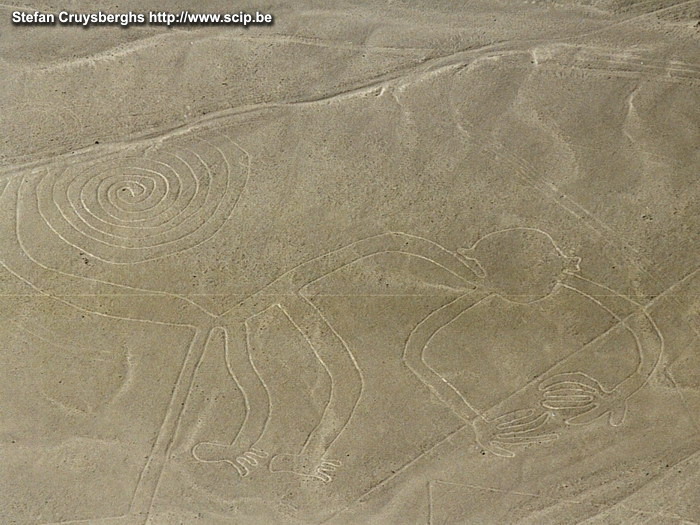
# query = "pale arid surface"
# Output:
<box><xmin>1</xmin><ymin>1</ymin><xmax>699</xmax><ymax>524</ymax></box>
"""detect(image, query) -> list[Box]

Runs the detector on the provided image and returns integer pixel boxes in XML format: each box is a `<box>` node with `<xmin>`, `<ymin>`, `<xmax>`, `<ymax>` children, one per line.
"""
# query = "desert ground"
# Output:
<box><xmin>1</xmin><ymin>1</ymin><xmax>699</xmax><ymax>523</ymax></box>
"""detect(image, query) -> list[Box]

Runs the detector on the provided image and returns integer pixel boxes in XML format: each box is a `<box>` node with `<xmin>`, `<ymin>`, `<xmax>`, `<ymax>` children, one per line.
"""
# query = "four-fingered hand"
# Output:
<box><xmin>539</xmin><ymin>372</ymin><xmax>627</xmax><ymax>427</ymax></box>
<box><xmin>472</xmin><ymin>409</ymin><xmax>558</xmax><ymax>458</ymax></box>
<box><xmin>192</xmin><ymin>442</ymin><xmax>269</xmax><ymax>477</ymax></box>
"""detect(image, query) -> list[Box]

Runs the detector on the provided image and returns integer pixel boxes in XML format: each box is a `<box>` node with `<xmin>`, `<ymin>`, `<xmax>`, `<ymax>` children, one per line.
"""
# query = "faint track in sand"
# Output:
<box><xmin>1</xmin><ymin>1</ymin><xmax>697</xmax><ymax>176</ymax></box>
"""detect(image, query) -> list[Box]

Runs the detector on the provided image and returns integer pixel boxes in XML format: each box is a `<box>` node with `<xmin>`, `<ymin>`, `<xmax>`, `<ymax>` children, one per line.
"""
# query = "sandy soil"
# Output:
<box><xmin>1</xmin><ymin>1</ymin><xmax>699</xmax><ymax>523</ymax></box>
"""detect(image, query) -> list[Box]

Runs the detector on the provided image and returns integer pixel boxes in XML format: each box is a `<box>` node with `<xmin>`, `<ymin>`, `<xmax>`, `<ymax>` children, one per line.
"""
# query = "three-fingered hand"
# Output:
<box><xmin>539</xmin><ymin>372</ymin><xmax>627</xmax><ymax>427</ymax></box>
<box><xmin>472</xmin><ymin>409</ymin><xmax>558</xmax><ymax>458</ymax></box>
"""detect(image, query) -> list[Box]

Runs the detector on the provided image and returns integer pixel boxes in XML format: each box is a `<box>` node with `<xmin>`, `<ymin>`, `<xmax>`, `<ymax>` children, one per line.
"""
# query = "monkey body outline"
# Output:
<box><xmin>0</xmin><ymin>176</ymin><xmax>663</xmax><ymax>476</ymax></box>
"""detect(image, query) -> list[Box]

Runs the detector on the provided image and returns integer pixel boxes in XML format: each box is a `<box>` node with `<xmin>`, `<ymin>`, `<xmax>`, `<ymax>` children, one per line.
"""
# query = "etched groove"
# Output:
<box><xmin>32</xmin><ymin>132</ymin><xmax>249</xmax><ymax>263</ymax></box>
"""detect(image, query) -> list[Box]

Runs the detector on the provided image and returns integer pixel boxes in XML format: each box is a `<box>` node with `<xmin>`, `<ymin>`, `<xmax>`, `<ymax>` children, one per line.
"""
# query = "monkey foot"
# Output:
<box><xmin>192</xmin><ymin>441</ymin><xmax>269</xmax><ymax>477</ymax></box>
<box><xmin>269</xmin><ymin>453</ymin><xmax>341</xmax><ymax>482</ymax></box>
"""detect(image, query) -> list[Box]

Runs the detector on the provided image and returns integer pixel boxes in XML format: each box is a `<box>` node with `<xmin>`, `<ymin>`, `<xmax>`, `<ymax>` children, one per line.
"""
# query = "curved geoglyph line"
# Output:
<box><xmin>33</xmin><ymin>132</ymin><xmax>249</xmax><ymax>263</ymax></box>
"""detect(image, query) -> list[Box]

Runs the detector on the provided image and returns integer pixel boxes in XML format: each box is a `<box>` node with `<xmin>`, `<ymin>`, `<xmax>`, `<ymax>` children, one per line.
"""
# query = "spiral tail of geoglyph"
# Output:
<box><xmin>33</xmin><ymin>131</ymin><xmax>249</xmax><ymax>264</ymax></box>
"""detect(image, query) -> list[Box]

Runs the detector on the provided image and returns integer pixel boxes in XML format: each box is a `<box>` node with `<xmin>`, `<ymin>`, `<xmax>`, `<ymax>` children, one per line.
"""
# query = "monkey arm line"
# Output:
<box><xmin>224</xmin><ymin>231</ymin><xmax>482</xmax><ymax>318</ymax></box>
<box><xmin>562</xmin><ymin>273</ymin><xmax>663</xmax><ymax>399</ymax></box>
<box><xmin>403</xmin><ymin>291</ymin><xmax>493</xmax><ymax>423</ymax></box>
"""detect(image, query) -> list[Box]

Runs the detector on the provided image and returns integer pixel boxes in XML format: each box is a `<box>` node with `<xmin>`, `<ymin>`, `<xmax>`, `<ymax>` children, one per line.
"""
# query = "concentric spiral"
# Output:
<box><xmin>34</xmin><ymin>132</ymin><xmax>249</xmax><ymax>263</ymax></box>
